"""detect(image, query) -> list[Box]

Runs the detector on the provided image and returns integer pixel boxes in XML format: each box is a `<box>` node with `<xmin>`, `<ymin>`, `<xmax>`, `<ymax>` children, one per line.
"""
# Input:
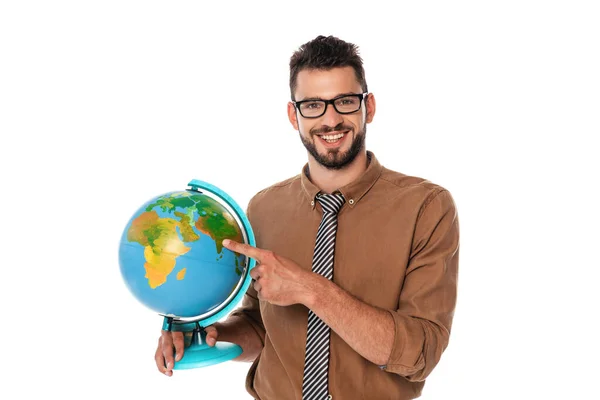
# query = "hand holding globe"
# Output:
<box><xmin>156</xmin><ymin>316</ymin><xmax>257</xmax><ymax>376</ymax></box>
<box><xmin>154</xmin><ymin>325</ymin><xmax>219</xmax><ymax>376</ymax></box>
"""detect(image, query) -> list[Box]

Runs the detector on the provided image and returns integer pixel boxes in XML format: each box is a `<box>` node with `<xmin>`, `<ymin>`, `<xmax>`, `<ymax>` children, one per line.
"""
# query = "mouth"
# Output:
<box><xmin>317</xmin><ymin>130</ymin><xmax>350</xmax><ymax>147</ymax></box>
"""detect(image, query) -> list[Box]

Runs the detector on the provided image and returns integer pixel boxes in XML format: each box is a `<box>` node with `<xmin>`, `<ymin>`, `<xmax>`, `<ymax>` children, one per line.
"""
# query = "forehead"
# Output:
<box><xmin>295</xmin><ymin>66</ymin><xmax>362</xmax><ymax>100</ymax></box>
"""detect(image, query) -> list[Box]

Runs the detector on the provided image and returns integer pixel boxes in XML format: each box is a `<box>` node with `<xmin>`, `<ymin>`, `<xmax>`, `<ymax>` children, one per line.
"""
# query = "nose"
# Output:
<box><xmin>321</xmin><ymin>102</ymin><xmax>344</xmax><ymax>127</ymax></box>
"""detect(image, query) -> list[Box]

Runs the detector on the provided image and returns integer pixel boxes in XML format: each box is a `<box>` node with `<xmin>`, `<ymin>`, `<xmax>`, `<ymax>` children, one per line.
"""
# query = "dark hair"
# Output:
<box><xmin>289</xmin><ymin>35</ymin><xmax>368</xmax><ymax>100</ymax></box>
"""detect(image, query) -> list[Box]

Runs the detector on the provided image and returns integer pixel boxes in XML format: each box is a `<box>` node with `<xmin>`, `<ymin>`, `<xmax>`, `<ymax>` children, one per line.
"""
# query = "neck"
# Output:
<box><xmin>307</xmin><ymin>150</ymin><xmax>369</xmax><ymax>194</ymax></box>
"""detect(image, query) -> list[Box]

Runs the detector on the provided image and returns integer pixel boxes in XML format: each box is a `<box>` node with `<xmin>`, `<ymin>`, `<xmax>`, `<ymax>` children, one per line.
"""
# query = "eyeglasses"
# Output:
<box><xmin>292</xmin><ymin>92</ymin><xmax>368</xmax><ymax>118</ymax></box>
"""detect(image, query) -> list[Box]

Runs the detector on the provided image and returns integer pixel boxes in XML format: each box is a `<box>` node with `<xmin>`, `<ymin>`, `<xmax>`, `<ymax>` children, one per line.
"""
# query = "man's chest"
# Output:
<box><xmin>253</xmin><ymin>203</ymin><xmax>417</xmax><ymax>310</ymax></box>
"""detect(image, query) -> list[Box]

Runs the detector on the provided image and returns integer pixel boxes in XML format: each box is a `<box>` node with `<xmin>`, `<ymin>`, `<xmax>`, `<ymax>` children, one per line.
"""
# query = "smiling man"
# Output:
<box><xmin>156</xmin><ymin>35</ymin><xmax>460</xmax><ymax>400</ymax></box>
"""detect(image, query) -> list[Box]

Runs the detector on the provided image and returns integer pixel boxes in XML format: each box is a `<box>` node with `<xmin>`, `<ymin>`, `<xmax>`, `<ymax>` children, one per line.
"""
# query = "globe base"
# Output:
<box><xmin>173</xmin><ymin>341</ymin><xmax>242</xmax><ymax>369</ymax></box>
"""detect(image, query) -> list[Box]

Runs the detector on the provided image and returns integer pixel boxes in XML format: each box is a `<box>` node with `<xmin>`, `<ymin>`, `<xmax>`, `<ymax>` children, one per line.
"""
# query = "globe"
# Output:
<box><xmin>118</xmin><ymin>179</ymin><xmax>256</xmax><ymax>369</ymax></box>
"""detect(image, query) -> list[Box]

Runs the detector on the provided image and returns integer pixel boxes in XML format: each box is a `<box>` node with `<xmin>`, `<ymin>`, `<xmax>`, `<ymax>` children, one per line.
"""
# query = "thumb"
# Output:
<box><xmin>205</xmin><ymin>325</ymin><xmax>219</xmax><ymax>346</ymax></box>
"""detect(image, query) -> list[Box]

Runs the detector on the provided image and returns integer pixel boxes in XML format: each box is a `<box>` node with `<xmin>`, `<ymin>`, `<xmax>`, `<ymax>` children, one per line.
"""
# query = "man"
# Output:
<box><xmin>156</xmin><ymin>35</ymin><xmax>460</xmax><ymax>400</ymax></box>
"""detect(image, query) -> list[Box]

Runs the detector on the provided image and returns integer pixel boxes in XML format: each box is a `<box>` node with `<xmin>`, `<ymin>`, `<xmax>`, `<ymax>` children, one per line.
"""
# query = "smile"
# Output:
<box><xmin>318</xmin><ymin>131</ymin><xmax>348</xmax><ymax>144</ymax></box>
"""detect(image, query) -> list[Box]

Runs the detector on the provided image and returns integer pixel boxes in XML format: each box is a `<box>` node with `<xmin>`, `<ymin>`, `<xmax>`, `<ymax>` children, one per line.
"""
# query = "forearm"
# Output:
<box><xmin>304</xmin><ymin>274</ymin><xmax>395</xmax><ymax>366</ymax></box>
<box><xmin>214</xmin><ymin>315</ymin><xmax>264</xmax><ymax>362</ymax></box>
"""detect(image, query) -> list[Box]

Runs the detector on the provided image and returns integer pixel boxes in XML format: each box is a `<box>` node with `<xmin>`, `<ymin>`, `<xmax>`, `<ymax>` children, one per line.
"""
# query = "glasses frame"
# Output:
<box><xmin>292</xmin><ymin>92</ymin><xmax>369</xmax><ymax>119</ymax></box>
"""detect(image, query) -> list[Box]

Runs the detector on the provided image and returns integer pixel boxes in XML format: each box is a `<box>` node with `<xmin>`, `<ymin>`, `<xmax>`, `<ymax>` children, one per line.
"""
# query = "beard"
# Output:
<box><xmin>299</xmin><ymin>122</ymin><xmax>366</xmax><ymax>170</ymax></box>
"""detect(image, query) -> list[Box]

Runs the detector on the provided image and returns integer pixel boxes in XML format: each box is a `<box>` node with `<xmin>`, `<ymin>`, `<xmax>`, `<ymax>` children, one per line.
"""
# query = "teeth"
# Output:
<box><xmin>322</xmin><ymin>133</ymin><xmax>345</xmax><ymax>142</ymax></box>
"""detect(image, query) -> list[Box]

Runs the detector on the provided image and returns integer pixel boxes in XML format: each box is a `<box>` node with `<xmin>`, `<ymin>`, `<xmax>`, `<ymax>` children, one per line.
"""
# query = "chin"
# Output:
<box><xmin>300</xmin><ymin>129</ymin><xmax>366</xmax><ymax>170</ymax></box>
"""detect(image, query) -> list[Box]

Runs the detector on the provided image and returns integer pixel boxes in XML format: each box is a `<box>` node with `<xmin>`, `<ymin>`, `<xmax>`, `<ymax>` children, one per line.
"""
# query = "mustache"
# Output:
<box><xmin>310</xmin><ymin>123</ymin><xmax>353</xmax><ymax>136</ymax></box>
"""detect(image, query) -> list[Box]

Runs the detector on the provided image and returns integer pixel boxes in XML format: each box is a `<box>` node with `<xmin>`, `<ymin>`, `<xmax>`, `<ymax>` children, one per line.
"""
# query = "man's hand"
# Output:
<box><xmin>155</xmin><ymin>326</ymin><xmax>220</xmax><ymax>376</ymax></box>
<box><xmin>155</xmin><ymin>330</ymin><xmax>184</xmax><ymax>377</ymax></box>
<box><xmin>223</xmin><ymin>239</ymin><xmax>318</xmax><ymax>307</ymax></box>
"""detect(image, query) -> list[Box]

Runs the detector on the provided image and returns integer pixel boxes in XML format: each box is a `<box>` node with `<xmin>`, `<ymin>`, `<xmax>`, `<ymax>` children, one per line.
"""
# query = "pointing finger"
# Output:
<box><xmin>223</xmin><ymin>239</ymin><xmax>263</xmax><ymax>262</ymax></box>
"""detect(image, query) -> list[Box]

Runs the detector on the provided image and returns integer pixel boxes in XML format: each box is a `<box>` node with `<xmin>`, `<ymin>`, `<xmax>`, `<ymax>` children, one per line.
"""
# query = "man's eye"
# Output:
<box><xmin>338</xmin><ymin>98</ymin><xmax>357</xmax><ymax>106</ymax></box>
<box><xmin>304</xmin><ymin>102</ymin><xmax>323</xmax><ymax>110</ymax></box>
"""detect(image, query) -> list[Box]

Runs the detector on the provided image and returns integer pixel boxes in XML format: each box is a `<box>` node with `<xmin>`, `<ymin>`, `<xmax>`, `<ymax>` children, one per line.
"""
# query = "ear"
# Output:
<box><xmin>365</xmin><ymin>93</ymin><xmax>376</xmax><ymax>123</ymax></box>
<box><xmin>287</xmin><ymin>102</ymin><xmax>299</xmax><ymax>130</ymax></box>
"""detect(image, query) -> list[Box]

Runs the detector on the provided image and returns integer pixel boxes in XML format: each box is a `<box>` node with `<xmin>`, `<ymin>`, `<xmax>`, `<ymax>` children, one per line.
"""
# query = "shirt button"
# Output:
<box><xmin>349</xmin><ymin>199</ymin><xmax>354</xmax><ymax>205</ymax></box>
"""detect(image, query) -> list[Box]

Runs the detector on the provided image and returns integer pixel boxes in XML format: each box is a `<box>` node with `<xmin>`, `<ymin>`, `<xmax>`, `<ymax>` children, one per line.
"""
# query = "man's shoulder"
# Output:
<box><xmin>379</xmin><ymin>165</ymin><xmax>448</xmax><ymax>192</ymax></box>
<box><xmin>247</xmin><ymin>174</ymin><xmax>301</xmax><ymax>212</ymax></box>
<box><xmin>378</xmin><ymin>166</ymin><xmax>452</xmax><ymax>203</ymax></box>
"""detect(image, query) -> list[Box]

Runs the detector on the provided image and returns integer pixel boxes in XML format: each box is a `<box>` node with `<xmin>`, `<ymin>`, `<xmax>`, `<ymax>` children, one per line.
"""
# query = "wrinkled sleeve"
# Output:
<box><xmin>228</xmin><ymin>280</ymin><xmax>266</xmax><ymax>345</ymax></box>
<box><xmin>384</xmin><ymin>189</ymin><xmax>460</xmax><ymax>381</ymax></box>
<box><xmin>228</xmin><ymin>200</ymin><xmax>266</xmax><ymax>346</ymax></box>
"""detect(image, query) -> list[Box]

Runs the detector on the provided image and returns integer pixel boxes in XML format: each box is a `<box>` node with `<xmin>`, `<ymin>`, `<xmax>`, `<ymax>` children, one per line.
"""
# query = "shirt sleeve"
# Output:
<box><xmin>228</xmin><ymin>200</ymin><xmax>266</xmax><ymax>346</ymax></box>
<box><xmin>228</xmin><ymin>283</ymin><xmax>266</xmax><ymax>345</ymax></box>
<box><xmin>383</xmin><ymin>189</ymin><xmax>460</xmax><ymax>381</ymax></box>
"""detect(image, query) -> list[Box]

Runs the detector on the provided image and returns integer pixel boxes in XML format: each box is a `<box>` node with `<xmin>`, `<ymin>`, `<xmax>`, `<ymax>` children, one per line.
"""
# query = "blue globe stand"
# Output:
<box><xmin>158</xmin><ymin>179</ymin><xmax>257</xmax><ymax>370</ymax></box>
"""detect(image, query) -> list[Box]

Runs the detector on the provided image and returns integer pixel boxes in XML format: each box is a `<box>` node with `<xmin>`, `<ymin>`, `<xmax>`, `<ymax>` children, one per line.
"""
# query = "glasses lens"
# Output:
<box><xmin>334</xmin><ymin>96</ymin><xmax>361</xmax><ymax>113</ymax></box>
<box><xmin>299</xmin><ymin>101</ymin><xmax>326</xmax><ymax>118</ymax></box>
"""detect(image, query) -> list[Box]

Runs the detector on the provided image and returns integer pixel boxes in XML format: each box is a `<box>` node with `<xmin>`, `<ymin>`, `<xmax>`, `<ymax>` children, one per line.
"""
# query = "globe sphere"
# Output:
<box><xmin>118</xmin><ymin>188</ymin><xmax>248</xmax><ymax>319</ymax></box>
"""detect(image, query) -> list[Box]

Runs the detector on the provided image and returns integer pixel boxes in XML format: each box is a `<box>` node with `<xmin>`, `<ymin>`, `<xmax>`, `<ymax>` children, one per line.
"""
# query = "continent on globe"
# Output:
<box><xmin>126</xmin><ymin>191</ymin><xmax>244</xmax><ymax>289</ymax></box>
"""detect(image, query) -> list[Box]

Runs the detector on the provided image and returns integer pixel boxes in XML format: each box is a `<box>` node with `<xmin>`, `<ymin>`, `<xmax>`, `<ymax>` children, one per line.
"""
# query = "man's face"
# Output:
<box><xmin>287</xmin><ymin>66</ymin><xmax>375</xmax><ymax>170</ymax></box>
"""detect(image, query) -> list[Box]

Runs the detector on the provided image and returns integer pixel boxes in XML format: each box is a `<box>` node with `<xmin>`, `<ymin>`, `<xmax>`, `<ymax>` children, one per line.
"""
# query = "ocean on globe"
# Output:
<box><xmin>118</xmin><ymin>189</ymin><xmax>247</xmax><ymax>319</ymax></box>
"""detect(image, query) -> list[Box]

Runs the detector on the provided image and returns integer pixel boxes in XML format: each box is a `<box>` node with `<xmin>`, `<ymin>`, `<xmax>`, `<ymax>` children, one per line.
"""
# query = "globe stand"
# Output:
<box><xmin>163</xmin><ymin>317</ymin><xmax>243</xmax><ymax>370</ymax></box>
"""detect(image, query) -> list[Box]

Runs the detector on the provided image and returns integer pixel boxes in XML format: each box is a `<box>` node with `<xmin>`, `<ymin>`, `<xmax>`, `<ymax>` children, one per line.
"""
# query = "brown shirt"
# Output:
<box><xmin>230</xmin><ymin>151</ymin><xmax>460</xmax><ymax>400</ymax></box>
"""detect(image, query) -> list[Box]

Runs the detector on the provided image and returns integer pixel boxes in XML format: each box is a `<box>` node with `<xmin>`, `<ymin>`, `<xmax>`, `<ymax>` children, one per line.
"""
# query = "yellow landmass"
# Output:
<box><xmin>176</xmin><ymin>268</ymin><xmax>187</xmax><ymax>280</ymax></box>
<box><xmin>128</xmin><ymin>211</ymin><xmax>192</xmax><ymax>289</ymax></box>
<box><xmin>143</xmin><ymin>239</ymin><xmax>190</xmax><ymax>288</ymax></box>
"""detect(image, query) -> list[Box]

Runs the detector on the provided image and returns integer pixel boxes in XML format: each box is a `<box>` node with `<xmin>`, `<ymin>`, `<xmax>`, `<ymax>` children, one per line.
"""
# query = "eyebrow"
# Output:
<box><xmin>297</xmin><ymin>92</ymin><xmax>359</xmax><ymax>102</ymax></box>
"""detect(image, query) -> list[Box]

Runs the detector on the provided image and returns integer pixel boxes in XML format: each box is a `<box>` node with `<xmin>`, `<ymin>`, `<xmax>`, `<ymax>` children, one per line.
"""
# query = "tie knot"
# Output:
<box><xmin>316</xmin><ymin>192</ymin><xmax>345</xmax><ymax>215</ymax></box>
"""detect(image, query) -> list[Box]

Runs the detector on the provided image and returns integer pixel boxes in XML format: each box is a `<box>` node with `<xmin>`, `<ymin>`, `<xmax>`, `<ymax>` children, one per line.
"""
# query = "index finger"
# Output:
<box><xmin>223</xmin><ymin>239</ymin><xmax>263</xmax><ymax>262</ymax></box>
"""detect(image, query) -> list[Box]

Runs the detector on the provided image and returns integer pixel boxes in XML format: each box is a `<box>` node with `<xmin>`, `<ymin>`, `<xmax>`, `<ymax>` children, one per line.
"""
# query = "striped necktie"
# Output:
<box><xmin>302</xmin><ymin>192</ymin><xmax>345</xmax><ymax>400</ymax></box>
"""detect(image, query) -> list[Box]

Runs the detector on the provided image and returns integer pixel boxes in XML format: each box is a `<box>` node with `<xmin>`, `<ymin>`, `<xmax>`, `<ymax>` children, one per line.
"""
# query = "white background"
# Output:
<box><xmin>1</xmin><ymin>1</ymin><xmax>599</xmax><ymax>399</ymax></box>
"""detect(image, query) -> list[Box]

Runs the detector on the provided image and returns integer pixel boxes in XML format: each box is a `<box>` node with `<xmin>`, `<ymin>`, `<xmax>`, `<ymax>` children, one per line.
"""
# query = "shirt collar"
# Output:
<box><xmin>300</xmin><ymin>151</ymin><xmax>383</xmax><ymax>210</ymax></box>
